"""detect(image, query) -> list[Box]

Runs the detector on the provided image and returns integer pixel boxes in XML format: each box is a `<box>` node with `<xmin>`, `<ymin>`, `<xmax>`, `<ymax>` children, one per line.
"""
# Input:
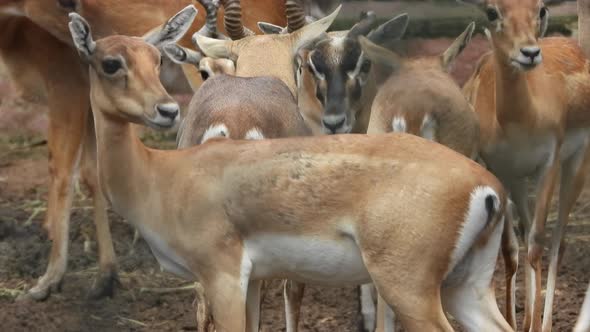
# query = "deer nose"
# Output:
<box><xmin>156</xmin><ymin>103</ymin><xmax>180</xmax><ymax>119</ymax></box>
<box><xmin>520</xmin><ymin>46</ymin><xmax>541</xmax><ymax>60</ymax></box>
<box><xmin>322</xmin><ymin>114</ymin><xmax>346</xmax><ymax>134</ymax></box>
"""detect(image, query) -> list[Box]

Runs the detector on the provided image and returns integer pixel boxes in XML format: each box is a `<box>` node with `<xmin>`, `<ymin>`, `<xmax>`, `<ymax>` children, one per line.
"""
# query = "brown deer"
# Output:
<box><xmin>460</xmin><ymin>0</ymin><xmax>590</xmax><ymax>331</ymax></box>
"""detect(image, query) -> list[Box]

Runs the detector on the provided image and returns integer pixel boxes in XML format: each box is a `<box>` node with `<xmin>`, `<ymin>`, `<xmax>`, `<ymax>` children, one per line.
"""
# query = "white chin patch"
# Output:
<box><xmin>201</xmin><ymin>123</ymin><xmax>230</xmax><ymax>143</ymax></box>
<box><xmin>512</xmin><ymin>54</ymin><xmax>542</xmax><ymax>70</ymax></box>
<box><xmin>322</xmin><ymin>125</ymin><xmax>352</xmax><ymax>135</ymax></box>
<box><xmin>244</xmin><ymin>128</ymin><xmax>265</xmax><ymax>140</ymax></box>
<box><xmin>151</xmin><ymin>113</ymin><xmax>179</xmax><ymax>129</ymax></box>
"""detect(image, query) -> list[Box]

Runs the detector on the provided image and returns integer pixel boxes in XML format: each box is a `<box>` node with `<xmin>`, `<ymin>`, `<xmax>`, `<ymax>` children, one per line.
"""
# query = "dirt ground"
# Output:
<box><xmin>1</xmin><ymin>32</ymin><xmax>590</xmax><ymax>332</ymax></box>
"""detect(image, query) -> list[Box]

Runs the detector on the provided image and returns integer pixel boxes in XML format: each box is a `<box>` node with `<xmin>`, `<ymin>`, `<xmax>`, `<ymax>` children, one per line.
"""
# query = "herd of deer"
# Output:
<box><xmin>4</xmin><ymin>0</ymin><xmax>590</xmax><ymax>331</ymax></box>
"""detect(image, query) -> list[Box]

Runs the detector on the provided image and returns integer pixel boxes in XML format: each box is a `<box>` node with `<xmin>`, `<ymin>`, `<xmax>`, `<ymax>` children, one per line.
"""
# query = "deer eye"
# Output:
<box><xmin>101</xmin><ymin>59</ymin><xmax>122</xmax><ymax>75</ymax></box>
<box><xmin>200</xmin><ymin>70</ymin><xmax>210</xmax><ymax>81</ymax></box>
<box><xmin>486</xmin><ymin>7</ymin><xmax>499</xmax><ymax>21</ymax></box>
<box><xmin>57</xmin><ymin>0</ymin><xmax>76</xmax><ymax>10</ymax></box>
<box><xmin>360</xmin><ymin>60</ymin><xmax>371</xmax><ymax>73</ymax></box>
<box><xmin>540</xmin><ymin>7</ymin><xmax>548</xmax><ymax>19</ymax></box>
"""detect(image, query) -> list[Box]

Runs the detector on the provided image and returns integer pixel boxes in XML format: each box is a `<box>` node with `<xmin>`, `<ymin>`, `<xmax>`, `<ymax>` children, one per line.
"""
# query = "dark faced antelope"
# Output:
<box><xmin>71</xmin><ymin>11</ymin><xmax>513</xmax><ymax>332</ymax></box>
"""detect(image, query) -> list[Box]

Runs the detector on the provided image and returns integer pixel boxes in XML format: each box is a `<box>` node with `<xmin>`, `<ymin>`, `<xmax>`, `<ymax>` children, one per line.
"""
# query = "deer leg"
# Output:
<box><xmin>375</xmin><ymin>293</ymin><xmax>395</xmax><ymax>332</ymax></box>
<box><xmin>542</xmin><ymin>147</ymin><xmax>590</xmax><ymax>332</ymax></box>
<box><xmin>528</xmin><ymin>156</ymin><xmax>560</xmax><ymax>332</ymax></box>
<box><xmin>201</xmin><ymin>265</ymin><xmax>250</xmax><ymax>332</ymax></box>
<box><xmin>79</xmin><ymin>114</ymin><xmax>118</xmax><ymax>299</ymax></box>
<box><xmin>507</xmin><ymin>179</ymin><xmax>533</xmax><ymax>331</ymax></box>
<box><xmin>19</xmin><ymin>78</ymin><xmax>90</xmax><ymax>301</ymax></box>
<box><xmin>502</xmin><ymin>201</ymin><xmax>519</xmax><ymax>330</ymax></box>
<box><xmin>283</xmin><ymin>279</ymin><xmax>305</xmax><ymax>332</ymax></box>
<box><xmin>363</xmin><ymin>254</ymin><xmax>452</xmax><ymax>331</ymax></box>
<box><xmin>360</xmin><ymin>283</ymin><xmax>377</xmax><ymax>332</ymax></box>
<box><xmin>383</xmin><ymin>288</ymin><xmax>452</xmax><ymax>332</ymax></box>
<box><xmin>442</xmin><ymin>218</ymin><xmax>513</xmax><ymax>332</ymax></box>
<box><xmin>194</xmin><ymin>282</ymin><xmax>215</xmax><ymax>332</ymax></box>
<box><xmin>574</xmin><ymin>282</ymin><xmax>590</xmax><ymax>332</ymax></box>
<box><xmin>246</xmin><ymin>280</ymin><xmax>262</xmax><ymax>332</ymax></box>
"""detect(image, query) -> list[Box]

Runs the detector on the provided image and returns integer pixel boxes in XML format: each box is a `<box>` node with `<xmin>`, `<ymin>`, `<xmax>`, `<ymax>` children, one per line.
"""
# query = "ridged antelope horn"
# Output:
<box><xmin>221</xmin><ymin>0</ymin><xmax>254</xmax><ymax>40</ymax></box>
<box><xmin>286</xmin><ymin>0</ymin><xmax>307</xmax><ymax>33</ymax></box>
<box><xmin>196</xmin><ymin>0</ymin><xmax>221</xmax><ymax>37</ymax></box>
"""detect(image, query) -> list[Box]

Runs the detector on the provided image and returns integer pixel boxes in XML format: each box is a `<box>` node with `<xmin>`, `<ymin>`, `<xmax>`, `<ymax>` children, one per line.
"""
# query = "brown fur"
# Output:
<box><xmin>369</xmin><ymin>58</ymin><xmax>479</xmax><ymax>159</ymax></box>
<box><xmin>461</xmin><ymin>1</ymin><xmax>590</xmax><ymax>331</ymax></box>
<box><xmin>177</xmin><ymin>74</ymin><xmax>310</xmax><ymax>147</ymax></box>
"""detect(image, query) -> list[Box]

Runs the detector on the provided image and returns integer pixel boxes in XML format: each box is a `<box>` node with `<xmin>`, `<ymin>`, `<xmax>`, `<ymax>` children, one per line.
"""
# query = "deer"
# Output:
<box><xmin>174</xmin><ymin>65</ymin><xmax>312</xmax><ymax>332</ymax></box>
<box><xmin>176</xmin><ymin>74</ymin><xmax>311</xmax><ymax>146</ymax></box>
<box><xmin>0</xmin><ymin>0</ymin><xmax>288</xmax><ymax>302</ymax></box>
<box><xmin>363</xmin><ymin>23</ymin><xmax>480</xmax><ymax>159</ymax></box>
<box><xmin>70</xmin><ymin>11</ymin><xmax>514</xmax><ymax>332</ymax></box>
<box><xmin>459</xmin><ymin>0</ymin><xmax>590</xmax><ymax>331</ymax></box>
<box><xmin>359</xmin><ymin>23</ymin><xmax>519</xmax><ymax>332</ymax></box>
<box><xmin>256</xmin><ymin>8</ymin><xmax>410</xmax><ymax>136</ymax></box>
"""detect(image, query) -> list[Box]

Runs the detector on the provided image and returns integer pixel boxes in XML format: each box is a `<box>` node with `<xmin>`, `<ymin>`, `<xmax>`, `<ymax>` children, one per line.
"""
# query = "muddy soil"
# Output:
<box><xmin>1</xmin><ymin>35</ymin><xmax>590</xmax><ymax>331</ymax></box>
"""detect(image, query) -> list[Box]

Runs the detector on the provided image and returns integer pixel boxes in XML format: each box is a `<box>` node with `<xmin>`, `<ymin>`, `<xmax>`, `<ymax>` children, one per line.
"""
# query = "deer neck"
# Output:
<box><xmin>92</xmin><ymin>109</ymin><xmax>152</xmax><ymax>217</ymax></box>
<box><xmin>493</xmin><ymin>50</ymin><xmax>536</xmax><ymax>127</ymax></box>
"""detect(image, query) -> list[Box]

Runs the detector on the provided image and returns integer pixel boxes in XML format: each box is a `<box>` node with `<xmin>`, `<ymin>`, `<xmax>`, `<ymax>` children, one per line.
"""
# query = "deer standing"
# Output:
<box><xmin>460</xmin><ymin>0</ymin><xmax>590</xmax><ymax>331</ymax></box>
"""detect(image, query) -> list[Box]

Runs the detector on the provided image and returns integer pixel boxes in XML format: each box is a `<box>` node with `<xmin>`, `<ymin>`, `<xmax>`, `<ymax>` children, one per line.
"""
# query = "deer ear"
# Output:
<box><xmin>258</xmin><ymin>22</ymin><xmax>286</xmax><ymax>35</ymax></box>
<box><xmin>195</xmin><ymin>35</ymin><xmax>237</xmax><ymax>61</ymax></box>
<box><xmin>291</xmin><ymin>5</ymin><xmax>341</xmax><ymax>53</ymax></box>
<box><xmin>347</xmin><ymin>11</ymin><xmax>377</xmax><ymax>39</ymax></box>
<box><xmin>359</xmin><ymin>36</ymin><xmax>402</xmax><ymax>72</ymax></box>
<box><xmin>163</xmin><ymin>44</ymin><xmax>203</xmax><ymax>65</ymax></box>
<box><xmin>366</xmin><ymin>13</ymin><xmax>409</xmax><ymax>47</ymax></box>
<box><xmin>68</xmin><ymin>13</ymin><xmax>96</xmax><ymax>61</ymax></box>
<box><xmin>441</xmin><ymin>22</ymin><xmax>475</xmax><ymax>72</ymax></box>
<box><xmin>144</xmin><ymin>5</ymin><xmax>198</xmax><ymax>47</ymax></box>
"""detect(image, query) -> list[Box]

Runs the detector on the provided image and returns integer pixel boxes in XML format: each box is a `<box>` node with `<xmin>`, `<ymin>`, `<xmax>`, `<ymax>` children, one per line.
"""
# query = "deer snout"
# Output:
<box><xmin>322</xmin><ymin>114</ymin><xmax>347</xmax><ymax>134</ymax></box>
<box><xmin>520</xmin><ymin>46</ymin><xmax>541</xmax><ymax>60</ymax></box>
<box><xmin>514</xmin><ymin>45</ymin><xmax>542</xmax><ymax>69</ymax></box>
<box><xmin>150</xmin><ymin>102</ymin><xmax>180</xmax><ymax>129</ymax></box>
<box><xmin>156</xmin><ymin>103</ymin><xmax>180</xmax><ymax>120</ymax></box>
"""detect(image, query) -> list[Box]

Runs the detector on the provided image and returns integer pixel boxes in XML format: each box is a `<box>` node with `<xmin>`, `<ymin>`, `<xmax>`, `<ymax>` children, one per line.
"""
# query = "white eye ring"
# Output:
<box><xmin>307</xmin><ymin>52</ymin><xmax>326</xmax><ymax>81</ymax></box>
